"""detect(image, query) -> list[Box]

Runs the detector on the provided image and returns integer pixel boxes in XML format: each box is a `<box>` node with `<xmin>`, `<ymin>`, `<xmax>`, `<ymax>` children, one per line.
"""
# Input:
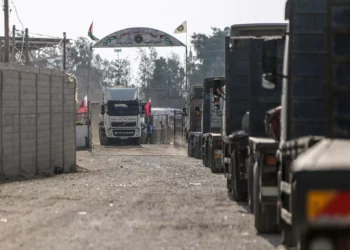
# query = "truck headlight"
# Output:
<box><xmin>309</xmin><ymin>237</ymin><xmax>334</xmax><ymax>250</ymax></box>
<box><xmin>108</xmin><ymin>129</ymin><xmax>113</xmax><ymax>136</ymax></box>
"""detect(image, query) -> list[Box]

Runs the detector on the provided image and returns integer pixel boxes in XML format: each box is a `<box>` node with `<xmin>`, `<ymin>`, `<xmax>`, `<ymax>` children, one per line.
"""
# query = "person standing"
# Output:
<box><xmin>146</xmin><ymin>122</ymin><xmax>153</xmax><ymax>144</ymax></box>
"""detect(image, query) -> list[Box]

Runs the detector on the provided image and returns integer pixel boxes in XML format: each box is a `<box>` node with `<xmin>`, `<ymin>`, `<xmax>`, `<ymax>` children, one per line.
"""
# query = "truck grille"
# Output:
<box><xmin>111</xmin><ymin>122</ymin><xmax>136</xmax><ymax>127</ymax></box>
<box><xmin>113</xmin><ymin>130</ymin><xmax>135</xmax><ymax>136</ymax></box>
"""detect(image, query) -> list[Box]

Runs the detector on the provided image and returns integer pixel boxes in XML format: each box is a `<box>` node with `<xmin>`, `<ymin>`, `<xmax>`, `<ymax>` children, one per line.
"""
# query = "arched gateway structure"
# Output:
<box><xmin>88</xmin><ymin>27</ymin><xmax>187</xmax><ymax>147</ymax></box>
<box><xmin>92</xmin><ymin>27</ymin><xmax>186</xmax><ymax>48</ymax></box>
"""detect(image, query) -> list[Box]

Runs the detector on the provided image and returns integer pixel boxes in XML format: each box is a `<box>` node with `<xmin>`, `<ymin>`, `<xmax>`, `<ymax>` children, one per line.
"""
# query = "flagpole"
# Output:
<box><xmin>185</xmin><ymin>25</ymin><xmax>188</xmax><ymax>90</ymax></box>
<box><xmin>87</xmin><ymin>42</ymin><xmax>92</xmax><ymax>149</ymax></box>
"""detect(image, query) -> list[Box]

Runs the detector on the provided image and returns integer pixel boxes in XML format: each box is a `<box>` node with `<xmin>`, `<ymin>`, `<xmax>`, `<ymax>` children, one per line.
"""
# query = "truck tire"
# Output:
<box><xmin>187</xmin><ymin>138</ymin><xmax>191</xmax><ymax>157</ymax></box>
<box><xmin>100</xmin><ymin>129</ymin><xmax>110</xmax><ymax>146</ymax></box>
<box><xmin>99</xmin><ymin>128</ymin><xmax>109</xmax><ymax>145</ymax></box>
<box><xmin>99</xmin><ymin>131</ymin><xmax>104</xmax><ymax>145</ymax></box>
<box><xmin>230</xmin><ymin>152</ymin><xmax>246</xmax><ymax>201</ymax></box>
<box><xmin>253</xmin><ymin>162</ymin><xmax>279</xmax><ymax>233</ymax></box>
<box><xmin>247</xmin><ymin>159</ymin><xmax>254</xmax><ymax>213</ymax></box>
<box><xmin>210</xmin><ymin>143</ymin><xmax>218</xmax><ymax>173</ymax></box>
<box><xmin>227</xmin><ymin>179</ymin><xmax>232</xmax><ymax>192</ymax></box>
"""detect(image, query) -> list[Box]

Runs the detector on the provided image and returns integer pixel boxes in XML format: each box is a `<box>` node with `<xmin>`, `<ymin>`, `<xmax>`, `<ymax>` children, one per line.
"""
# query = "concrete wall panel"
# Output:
<box><xmin>0</xmin><ymin>63</ymin><xmax>77</xmax><ymax>179</ymax></box>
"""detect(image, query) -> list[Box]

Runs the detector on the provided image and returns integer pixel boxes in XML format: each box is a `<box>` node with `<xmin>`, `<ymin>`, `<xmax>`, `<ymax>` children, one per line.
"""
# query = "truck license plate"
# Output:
<box><xmin>120</xmin><ymin>137</ymin><xmax>128</xmax><ymax>140</ymax></box>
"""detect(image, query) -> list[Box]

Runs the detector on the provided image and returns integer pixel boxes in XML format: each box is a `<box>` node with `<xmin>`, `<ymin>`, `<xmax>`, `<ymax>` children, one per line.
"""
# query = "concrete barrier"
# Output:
<box><xmin>76</xmin><ymin>125</ymin><xmax>88</xmax><ymax>148</ymax></box>
<box><xmin>0</xmin><ymin>63</ymin><xmax>77</xmax><ymax>179</ymax></box>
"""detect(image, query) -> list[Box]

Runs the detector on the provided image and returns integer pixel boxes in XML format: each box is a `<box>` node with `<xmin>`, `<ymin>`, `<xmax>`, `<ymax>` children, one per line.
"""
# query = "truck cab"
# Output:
<box><xmin>186</xmin><ymin>85</ymin><xmax>204</xmax><ymax>158</ymax></box>
<box><xmin>99</xmin><ymin>87</ymin><xmax>142</xmax><ymax>146</ymax></box>
<box><xmin>220</xmin><ymin>23</ymin><xmax>287</xmax><ymax>203</ymax></box>
<box><xmin>263</xmin><ymin>0</ymin><xmax>350</xmax><ymax>248</ymax></box>
<box><xmin>201</xmin><ymin>77</ymin><xmax>225</xmax><ymax>173</ymax></box>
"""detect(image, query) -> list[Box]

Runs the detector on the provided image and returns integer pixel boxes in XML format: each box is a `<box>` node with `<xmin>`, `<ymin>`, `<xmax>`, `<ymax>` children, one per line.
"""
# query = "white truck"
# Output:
<box><xmin>99</xmin><ymin>87</ymin><xmax>142</xmax><ymax>145</ymax></box>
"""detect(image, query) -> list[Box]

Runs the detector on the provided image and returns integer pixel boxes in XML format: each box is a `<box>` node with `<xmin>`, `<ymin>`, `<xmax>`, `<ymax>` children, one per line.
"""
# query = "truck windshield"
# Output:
<box><xmin>107</xmin><ymin>101</ymin><xmax>139</xmax><ymax>116</ymax></box>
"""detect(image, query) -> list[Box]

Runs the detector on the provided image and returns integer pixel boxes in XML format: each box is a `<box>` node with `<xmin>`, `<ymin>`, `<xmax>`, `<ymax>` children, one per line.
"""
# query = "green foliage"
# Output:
<box><xmin>188</xmin><ymin>27</ymin><xmax>229</xmax><ymax>89</ymax></box>
<box><xmin>32</xmin><ymin>26</ymin><xmax>228</xmax><ymax>106</ymax></box>
<box><xmin>137</xmin><ymin>49</ymin><xmax>185</xmax><ymax>107</ymax></box>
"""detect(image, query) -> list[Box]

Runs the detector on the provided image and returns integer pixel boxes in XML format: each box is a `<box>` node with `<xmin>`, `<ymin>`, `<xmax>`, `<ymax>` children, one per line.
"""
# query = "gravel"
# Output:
<box><xmin>0</xmin><ymin>144</ymin><xmax>280</xmax><ymax>250</ymax></box>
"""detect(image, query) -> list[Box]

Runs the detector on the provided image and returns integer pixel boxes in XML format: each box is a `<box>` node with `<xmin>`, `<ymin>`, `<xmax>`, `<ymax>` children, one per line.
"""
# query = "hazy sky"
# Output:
<box><xmin>1</xmin><ymin>0</ymin><xmax>286</xmax><ymax>83</ymax></box>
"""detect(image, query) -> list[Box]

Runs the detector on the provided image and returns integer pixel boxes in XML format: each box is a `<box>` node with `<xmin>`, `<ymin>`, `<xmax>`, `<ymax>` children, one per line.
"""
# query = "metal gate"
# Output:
<box><xmin>149</xmin><ymin>114</ymin><xmax>171</xmax><ymax>144</ymax></box>
<box><xmin>173</xmin><ymin>110</ymin><xmax>185</xmax><ymax>146</ymax></box>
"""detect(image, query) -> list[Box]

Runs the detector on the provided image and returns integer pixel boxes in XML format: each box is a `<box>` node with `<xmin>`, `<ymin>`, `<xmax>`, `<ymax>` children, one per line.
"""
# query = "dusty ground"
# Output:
<box><xmin>0</xmin><ymin>145</ymin><xmax>280</xmax><ymax>250</ymax></box>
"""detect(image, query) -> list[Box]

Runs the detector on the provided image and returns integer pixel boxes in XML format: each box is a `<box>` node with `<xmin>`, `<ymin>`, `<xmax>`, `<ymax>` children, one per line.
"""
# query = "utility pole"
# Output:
<box><xmin>127</xmin><ymin>63</ymin><xmax>130</xmax><ymax>88</ymax></box>
<box><xmin>11</xmin><ymin>25</ymin><xmax>16</xmax><ymax>62</ymax></box>
<box><xmin>114</xmin><ymin>49</ymin><xmax>122</xmax><ymax>61</ymax></box>
<box><xmin>63</xmin><ymin>32</ymin><xmax>67</xmax><ymax>70</ymax></box>
<box><xmin>114</xmin><ymin>49</ymin><xmax>122</xmax><ymax>86</ymax></box>
<box><xmin>3</xmin><ymin>0</ymin><xmax>10</xmax><ymax>62</ymax></box>
<box><xmin>25</xmin><ymin>28</ymin><xmax>29</xmax><ymax>65</ymax></box>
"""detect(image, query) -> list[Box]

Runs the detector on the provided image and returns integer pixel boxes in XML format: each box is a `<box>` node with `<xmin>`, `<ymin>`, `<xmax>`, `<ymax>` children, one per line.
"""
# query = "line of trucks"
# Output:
<box><xmin>185</xmin><ymin>0</ymin><xmax>350</xmax><ymax>249</ymax></box>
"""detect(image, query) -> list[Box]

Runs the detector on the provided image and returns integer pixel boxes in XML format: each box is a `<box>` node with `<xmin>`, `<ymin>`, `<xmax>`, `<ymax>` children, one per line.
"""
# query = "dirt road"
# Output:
<box><xmin>0</xmin><ymin>145</ymin><xmax>279</xmax><ymax>250</ymax></box>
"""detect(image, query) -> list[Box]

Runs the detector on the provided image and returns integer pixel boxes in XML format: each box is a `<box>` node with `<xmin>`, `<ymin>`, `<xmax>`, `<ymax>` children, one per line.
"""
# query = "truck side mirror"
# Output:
<box><xmin>195</xmin><ymin>106</ymin><xmax>201</xmax><ymax>116</ymax></box>
<box><xmin>100</xmin><ymin>103</ymin><xmax>105</xmax><ymax>114</ymax></box>
<box><xmin>262</xmin><ymin>73</ymin><xmax>277</xmax><ymax>89</ymax></box>
<box><xmin>242</xmin><ymin>111</ymin><xmax>250</xmax><ymax>134</ymax></box>
<box><xmin>140</xmin><ymin>103</ymin><xmax>146</xmax><ymax>115</ymax></box>
<box><xmin>285</xmin><ymin>0</ymin><xmax>290</xmax><ymax>20</ymax></box>
<box><xmin>182</xmin><ymin>107</ymin><xmax>187</xmax><ymax>116</ymax></box>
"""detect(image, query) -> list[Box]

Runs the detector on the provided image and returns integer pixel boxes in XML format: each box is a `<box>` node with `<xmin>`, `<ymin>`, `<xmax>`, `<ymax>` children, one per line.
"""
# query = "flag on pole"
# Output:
<box><xmin>174</xmin><ymin>21</ymin><xmax>187</xmax><ymax>34</ymax></box>
<box><xmin>78</xmin><ymin>95</ymin><xmax>88</xmax><ymax>113</ymax></box>
<box><xmin>88</xmin><ymin>22</ymin><xmax>99</xmax><ymax>41</ymax></box>
<box><xmin>144</xmin><ymin>99</ymin><xmax>152</xmax><ymax>117</ymax></box>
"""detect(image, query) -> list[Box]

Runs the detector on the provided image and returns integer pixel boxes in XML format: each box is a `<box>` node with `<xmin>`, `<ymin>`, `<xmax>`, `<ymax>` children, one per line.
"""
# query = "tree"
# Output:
<box><xmin>136</xmin><ymin>47</ymin><xmax>158</xmax><ymax>100</ymax></box>
<box><xmin>188</xmin><ymin>27</ymin><xmax>229</xmax><ymax>89</ymax></box>
<box><xmin>149</xmin><ymin>53</ymin><xmax>185</xmax><ymax>108</ymax></box>
<box><xmin>107</xmin><ymin>59</ymin><xmax>131</xmax><ymax>87</ymax></box>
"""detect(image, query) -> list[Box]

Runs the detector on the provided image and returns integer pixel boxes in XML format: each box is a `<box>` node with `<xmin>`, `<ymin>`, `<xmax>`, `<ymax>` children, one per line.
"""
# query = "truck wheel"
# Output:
<box><xmin>187</xmin><ymin>141</ymin><xmax>191</xmax><ymax>157</ymax></box>
<box><xmin>230</xmin><ymin>152</ymin><xmax>246</xmax><ymax>201</ymax></box>
<box><xmin>99</xmin><ymin>128</ymin><xmax>109</xmax><ymax>146</ymax></box>
<box><xmin>204</xmin><ymin>142</ymin><xmax>208</xmax><ymax>167</ymax></box>
<box><xmin>99</xmin><ymin>131</ymin><xmax>104</xmax><ymax>145</ymax></box>
<box><xmin>101</xmin><ymin>130</ymin><xmax>110</xmax><ymax>145</ymax></box>
<box><xmin>247</xmin><ymin>160</ymin><xmax>254</xmax><ymax>213</ymax></box>
<box><xmin>103</xmin><ymin>137</ymin><xmax>111</xmax><ymax>145</ymax></box>
<box><xmin>253</xmin><ymin>162</ymin><xmax>279</xmax><ymax>233</ymax></box>
<box><xmin>210</xmin><ymin>143</ymin><xmax>218</xmax><ymax>173</ymax></box>
<box><xmin>227</xmin><ymin>179</ymin><xmax>232</xmax><ymax>192</ymax></box>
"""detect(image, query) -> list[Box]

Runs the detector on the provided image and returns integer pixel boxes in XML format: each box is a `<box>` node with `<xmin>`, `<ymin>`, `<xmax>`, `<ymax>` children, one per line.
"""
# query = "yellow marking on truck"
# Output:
<box><xmin>214</xmin><ymin>153</ymin><xmax>222</xmax><ymax>159</ymax></box>
<box><xmin>307</xmin><ymin>190</ymin><xmax>336</xmax><ymax>220</ymax></box>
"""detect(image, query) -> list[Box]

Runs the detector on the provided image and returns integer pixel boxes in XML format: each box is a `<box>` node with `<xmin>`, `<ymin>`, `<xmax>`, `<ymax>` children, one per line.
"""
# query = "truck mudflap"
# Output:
<box><xmin>187</xmin><ymin>132</ymin><xmax>202</xmax><ymax>159</ymax></box>
<box><xmin>290</xmin><ymin>139</ymin><xmax>350</xmax><ymax>249</ymax></box>
<box><xmin>224</xmin><ymin>131</ymin><xmax>249</xmax><ymax>201</ymax></box>
<box><xmin>248</xmin><ymin>137</ymin><xmax>279</xmax><ymax>199</ymax></box>
<box><xmin>248</xmin><ymin>137</ymin><xmax>280</xmax><ymax>233</ymax></box>
<box><xmin>209</xmin><ymin>134</ymin><xmax>224</xmax><ymax>173</ymax></box>
<box><xmin>202</xmin><ymin>133</ymin><xmax>210</xmax><ymax>167</ymax></box>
